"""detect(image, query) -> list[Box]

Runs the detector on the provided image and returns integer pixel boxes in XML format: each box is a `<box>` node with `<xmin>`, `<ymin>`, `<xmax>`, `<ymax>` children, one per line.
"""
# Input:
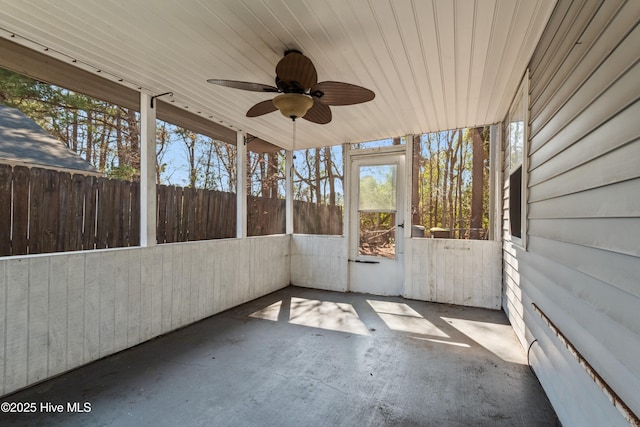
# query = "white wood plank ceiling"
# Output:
<box><xmin>0</xmin><ymin>0</ymin><xmax>556</xmax><ymax>150</ymax></box>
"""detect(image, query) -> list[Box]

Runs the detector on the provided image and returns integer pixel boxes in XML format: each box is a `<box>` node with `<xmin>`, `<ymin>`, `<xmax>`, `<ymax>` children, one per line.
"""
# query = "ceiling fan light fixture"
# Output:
<box><xmin>272</xmin><ymin>93</ymin><xmax>313</xmax><ymax>120</ymax></box>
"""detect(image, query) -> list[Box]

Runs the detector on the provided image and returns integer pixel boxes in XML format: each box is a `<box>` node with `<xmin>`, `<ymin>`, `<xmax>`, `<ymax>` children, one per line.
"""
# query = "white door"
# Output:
<box><xmin>349</xmin><ymin>153</ymin><xmax>405</xmax><ymax>295</ymax></box>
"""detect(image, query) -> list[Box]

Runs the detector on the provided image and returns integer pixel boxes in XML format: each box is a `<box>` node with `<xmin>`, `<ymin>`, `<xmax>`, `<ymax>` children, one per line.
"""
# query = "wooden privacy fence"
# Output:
<box><xmin>157</xmin><ymin>185</ymin><xmax>236</xmax><ymax>243</ymax></box>
<box><xmin>0</xmin><ymin>165</ymin><xmax>343</xmax><ymax>256</ymax></box>
<box><xmin>294</xmin><ymin>200</ymin><xmax>343</xmax><ymax>235</ymax></box>
<box><xmin>0</xmin><ymin>165</ymin><xmax>139</xmax><ymax>256</ymax></box>
<box><xmin>243</xmin><ymin>197</ymin><xmax>343</xmax><ymax>236</ymax></box>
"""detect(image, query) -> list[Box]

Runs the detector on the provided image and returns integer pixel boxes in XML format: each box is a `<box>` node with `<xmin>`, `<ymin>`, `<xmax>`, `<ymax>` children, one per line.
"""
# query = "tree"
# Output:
<box><xmin>411</xmin><ymin>135</ymin><xmax>421</xmax><ymax>225</ymax></box>
<box><xmin>469</xmin><ymin>127</ymin><xmax>485</xmax><ymax>239</ymax></box>
<box><xmin>1</xmin><ymin>67</ymin><xmax>142</xmax><ymax>180</ymax></box>
<box><xmin>413</xmin><ymin>126</ymin><xmax>490</xmax><ymax>239</ymax></box>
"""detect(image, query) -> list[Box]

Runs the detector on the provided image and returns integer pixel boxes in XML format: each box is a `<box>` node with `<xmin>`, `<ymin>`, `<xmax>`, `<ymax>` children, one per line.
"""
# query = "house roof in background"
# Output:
<box><xmin>0</xmin><ymin>103</ymin><xmax>101</xmax><ymax>174</ymax></box>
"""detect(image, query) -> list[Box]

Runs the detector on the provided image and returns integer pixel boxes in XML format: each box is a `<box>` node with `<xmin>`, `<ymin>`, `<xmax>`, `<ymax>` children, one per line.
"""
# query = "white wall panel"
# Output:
<box><xmin>48</xmin><ymin>255</ymin><xmax>68</xmax><ymax>377</ymax></box>
<box><xmin>0</xmin><ymin>235</ymin><xmax>289</xmax><ymax>397</ymax></box>
<box><xmin>405</xmin><ymin>239</ymin><xmax>501</xmax><ymax>309</ymax></box>
<box><xmin>5</xmin><ymin>259</ymin><xmax>28</xmax><ymax>393</ymax></box>
<box><xmin>66</xmin><ymin>254</ymin><xmax>85</xmax><ymax>369</ymax></box>
<box><xmin>291</xmin><ymin>235</ymin><xmax>347</xmax><ymax>292</ymax></box>
<box><xmin>27</xmin><ymin>257</ymin><xmax>48</xmax><ymax>385</ymax></box>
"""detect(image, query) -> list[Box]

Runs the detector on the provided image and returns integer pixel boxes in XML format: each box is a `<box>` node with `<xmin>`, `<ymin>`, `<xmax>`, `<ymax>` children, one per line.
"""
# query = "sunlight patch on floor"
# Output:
<box><xmin>249</xmin><ymin>300</ymin><xmax>282</xmax><ymax>321</ymax></box>
<box><xmin>289</xmin><ymin>297</ymin><xmax>370</xmax><ymax>336</ymax></box>
<box><xmin>368</xmin><ymin>300</ymin><xmax>448</xmax><ymax>337</ymax></box>
<box><xmin>441</xmin><ymin>317</ymin><xmax>526</xmax><ymax>364</ymax></box>
<box><xmin>409</xmin><ymin>336</ymin><xmax>470</xmax><ymax>348</ymax></box>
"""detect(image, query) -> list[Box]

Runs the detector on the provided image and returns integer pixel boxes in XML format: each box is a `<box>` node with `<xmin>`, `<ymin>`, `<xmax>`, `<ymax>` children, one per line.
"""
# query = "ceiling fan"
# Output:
<box><xmin>207</xmin><ymin>50</ymin><xmax>375</xmax><ymax>124</ymax></box>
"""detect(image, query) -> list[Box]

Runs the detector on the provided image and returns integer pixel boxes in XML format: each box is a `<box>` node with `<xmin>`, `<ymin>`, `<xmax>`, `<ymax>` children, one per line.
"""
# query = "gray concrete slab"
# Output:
<box><xmin>0</xmin><ymin>286</ymin><xmax>558</xmax><ymax>426</ymax></box>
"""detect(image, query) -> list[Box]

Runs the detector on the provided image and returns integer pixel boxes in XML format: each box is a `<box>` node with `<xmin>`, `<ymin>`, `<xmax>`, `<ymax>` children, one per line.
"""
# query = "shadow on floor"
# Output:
<box><xmin>0</xmin><ymin>286</ymin><xmax>558</xmax><ymax>427</ymax></box>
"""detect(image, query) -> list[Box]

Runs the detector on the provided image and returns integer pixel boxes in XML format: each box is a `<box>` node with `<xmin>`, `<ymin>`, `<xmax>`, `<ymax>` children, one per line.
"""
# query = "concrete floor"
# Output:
<box><xmin>0</xmin><ymin>286</ymin><xmax>558</xmax><ymax>426</ymax></box>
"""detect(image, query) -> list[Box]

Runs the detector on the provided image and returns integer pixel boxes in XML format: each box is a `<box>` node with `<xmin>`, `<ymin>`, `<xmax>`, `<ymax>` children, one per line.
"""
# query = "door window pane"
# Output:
<box><xmin>359</xmin><ymin>164</ymin><xmax>396</xmax><ymax>211</ymax></box>
<box><xmin>359</xmin><ymin>212</ymin><xmax>396</xmax><ymax>259</ymax></box>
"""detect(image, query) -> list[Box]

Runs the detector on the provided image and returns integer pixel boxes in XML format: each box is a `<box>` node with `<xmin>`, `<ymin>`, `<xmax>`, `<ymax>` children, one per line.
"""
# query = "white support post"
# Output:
<box><xmin>343</xmin><ymin>143</ymin><xmax>351</xmax><ymax>292</ymax></box>
<box><xmin>343</xmin><ymin>143</ymin><xmax>351</xmax><ymax>246</ymax></box>
<box><xmin>236</xmin><ymin>131</ymin><xmax>247</xmax><ymax>239</ymax></box>
<box><xmin>404</xmin><ymin>134</ymin><xmax>413</xmax><ymax>240</ymax></box>
<box><xmin>140</xmin><ymin>93</ymin><xmax>156</xmax><ymax>247</ymax></box>
<box><xmin>285</xmin><ymin>149</ymin><xmax>293</xmax><ymax>234</ymax></box>
<box><xmin>489</xmin><ymin>124</ymin><xmax>502</xmax><ymax>241</ymax></box>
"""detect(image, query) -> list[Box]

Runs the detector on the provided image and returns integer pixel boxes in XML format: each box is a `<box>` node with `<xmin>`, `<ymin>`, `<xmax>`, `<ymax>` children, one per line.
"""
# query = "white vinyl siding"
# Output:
<box><xmin>502</xmin><ymin>0</ymin><xmax>640</xmax><ymax>425</ymax></box>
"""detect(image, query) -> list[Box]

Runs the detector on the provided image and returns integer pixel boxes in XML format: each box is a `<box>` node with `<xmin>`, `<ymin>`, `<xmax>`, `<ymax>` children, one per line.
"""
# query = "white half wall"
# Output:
<box><xmin>291</xmin><ymin>235</ymin><xmax>502</xmax><ymax>311</ymax></box>
<box><xmin>0</xmin><ymin>235</ymin><xmax>290</xmax><ymax>397</ymax></box>
<box><xmin>405</xmin><ymin>239</ymin><xmax>502</xmax><ymax>309</ymax></box>
<box><xmin>290</xmin><ymin>235</ymin><xmax>348</xmax><ymax>292</ymax></box>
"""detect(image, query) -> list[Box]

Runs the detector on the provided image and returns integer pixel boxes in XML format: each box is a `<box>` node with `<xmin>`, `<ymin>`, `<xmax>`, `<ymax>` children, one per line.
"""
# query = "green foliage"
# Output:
<box><xmin>106</xmin><ymin>165</ymin><xmax>139</xmax><ymax>180</ymax></box>
<box><xmin>359</xmin><ymin>168</ymin><xmax>395</xmax><ymax>211</ymax></box>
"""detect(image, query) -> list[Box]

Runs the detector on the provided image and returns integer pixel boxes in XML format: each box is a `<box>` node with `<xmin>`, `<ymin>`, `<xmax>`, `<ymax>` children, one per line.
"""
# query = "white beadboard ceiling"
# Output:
<box><xmin>0</xmin><ymin>0</ymin><xmax>556</xmax><ymax>150</ymax></box>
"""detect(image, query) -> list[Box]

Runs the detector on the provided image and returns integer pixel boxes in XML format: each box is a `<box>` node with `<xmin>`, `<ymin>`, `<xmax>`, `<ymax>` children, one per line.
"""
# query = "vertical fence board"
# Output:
<box><xmin>69</xmin><ymin>174</ymin><xmax>85</xmax><ymax>251</ymax></box>
<box><xmin>119</xmin><ymin>180</ymin><xmax>131</xmax><ymax>247</ymax></box>
<box><xmin>29</xmin><ymin>168</ymin><xmax>45</xmax><ymax>254</ymax></box>
<box><xmin>11</xmin><ymin>167</ymin><xmax>30</xmax><ymax>255</ymax></box>
<box><xmin>130</xmin><ymin>181</ymin><xmax>140</xmax><ymax>246</ymax></box>
<box><xmin>165</xmin><ymin>186</ymin><xmax>178</xmax><ymax>243</ymax></box>
<box><xmin>205</xmin><ymin>190</ymin><xmax>217</xmax><ymax>239</ymax></box>
<box><xmin>156</xmin><ymin>184</ymin><xmax>167</xmax><ymax>243</ymax></box>
<box><xmin>95</xmin><ymin>178</ymin><xmax>110</xmax><ymax>249</ymax></box>
<box><xmin>57</xmin><ymin>172</ymin><xmax>72</xmax><ymax>252</ymax></box>
<box><xmin>194</xmin><ymin>189</ymin><xmax>206</xmax><ymax>240</ymax></box>
<box><xmin>0</xmin><ymin>164</ymin><xmax>12</xmax><ymax>256</ymax></box>
<box><xmin>183</xmin><ymin>187</ymin><xmax>194</xmax><ymax>241</ymax></box>
<box><xmin>110</xmin><ymin>179</ymin><xmax>121</xmax><ymax>248</ymax></box>
<box><xmin>83</xmin><ymin>176</ymin><xmax>97</xmax><ymax>251</ymax></box>
<box><xmin>41</xmin><ymin>169</ymin><xmax>60</xmax><ymax>253</ymax></box>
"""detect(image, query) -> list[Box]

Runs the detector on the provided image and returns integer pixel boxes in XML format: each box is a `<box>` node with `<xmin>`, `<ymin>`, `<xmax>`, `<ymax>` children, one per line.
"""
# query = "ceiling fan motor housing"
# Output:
<box><xmin>272</xmin><ymin>93</ymin><xmax>314</xmax><ymax>119</ymax></box>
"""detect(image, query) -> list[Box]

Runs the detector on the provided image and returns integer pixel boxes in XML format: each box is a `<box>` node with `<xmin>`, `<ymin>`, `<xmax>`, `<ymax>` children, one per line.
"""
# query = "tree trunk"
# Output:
<box><xmin>99</xmin><ymin>122</ymin><xmax>110</xmax><ymax>171</ymax></box>
<box><xmin>470</xmin><ymin>127</ymin><xmax>484</xmax><ymax>239</ymax></box>
<box><xmin>126</xmin><ymin>108</ymin><xmax>140</xmax><ymax>171</ymax></box>
<box><xmin>325</xmin><ymin>146</ymin><xmax>335</xmax><ymax>207</ymax></box>
<box><xmin>428</xmin><ymin>134</ymin><xmax>434</xmax><ymax>228</ymax></box>
<box><xmin>268</xmin><ymin>152</ymin><xmax>279</xmax><ymax>198</ymax></box>
<box><xmin>412</xmin><ymin>134</ymin><xmax>421</xmax><ymax>226</ymax></box>
<box><xmin>314</xmin><ymin>148</ymin><xmax>321</xmax><ymax>205</ymax></box>
<box><xmin>447</xmin><ymin>131</ymin><xmax>460</xmax><ymax>232</ymax></box>
<box><xmin>259</xmin><ymin>153</ymin><xmax>268</xmax><ymax>197</ymax></box>
<box><xmin>86</xmin><ymin>111</ymin><xmax>93</xmax><ymax>164</ymax></box>
<box><xmin>204</xmin><ymin>139</ymin><xmax>214</xmax><ymax>189</ymax></box>
<box><xmin>72</xmin><ymin>110</ymin><xmax>78</xmax><ymax>152</ymax></box>
<box><xmin>155</xmin><ymin>123</ymin><xmax>168</xmax><ymax>184</ymax></box>
<box><xmin>457</xmin><ymin>130</ymin><xmax>465</xmax><ymax>233</ymax></box>
<box><xmin>116</xmin><ymin>111</ymin><xmax>125</xmax><ymax>165</ymax></box>
<box><xmin>453</xmin><ymin>129</ymin><xmax>462</xmax><ymax>233</ymax></box>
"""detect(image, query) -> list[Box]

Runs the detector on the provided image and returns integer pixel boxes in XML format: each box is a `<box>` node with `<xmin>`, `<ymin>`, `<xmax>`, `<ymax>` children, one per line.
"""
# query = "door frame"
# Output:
<box><xmin>346</xmin><ymin>145</ymin><xmax>408</xmax><ymax>295</ymax></box>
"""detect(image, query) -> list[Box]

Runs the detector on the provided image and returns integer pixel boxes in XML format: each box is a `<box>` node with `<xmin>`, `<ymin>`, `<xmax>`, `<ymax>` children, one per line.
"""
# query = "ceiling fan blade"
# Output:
<box><xmin>246</xmin><ymin>99</ymin><xmax>278</xmax><ymax>117</ymax></box>
<box><xmin>312</xmin><ymin>81</ymin><xmax>375</xmax><ymax>105</ymax></box>
<box><xmin>207</xmin><ymin>79</ymin><xmax>278</xmax><ymax>93</ymax></box>
<box><xmin>302</xmin><ymin>100</ymin><xmax>331</xmax><ymax>124</ymax></box>
<box><xmin>276</xmin><ymin>51</ymin><xmax>318</xmax><ymax>90</ymax></box>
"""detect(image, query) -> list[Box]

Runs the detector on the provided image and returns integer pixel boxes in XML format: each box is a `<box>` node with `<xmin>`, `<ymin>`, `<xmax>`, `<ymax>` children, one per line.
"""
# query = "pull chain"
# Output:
<box><xmin>290</xmin><ymin>118</ymin><xmax>297</xmax><ymax>177</ymax></box>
